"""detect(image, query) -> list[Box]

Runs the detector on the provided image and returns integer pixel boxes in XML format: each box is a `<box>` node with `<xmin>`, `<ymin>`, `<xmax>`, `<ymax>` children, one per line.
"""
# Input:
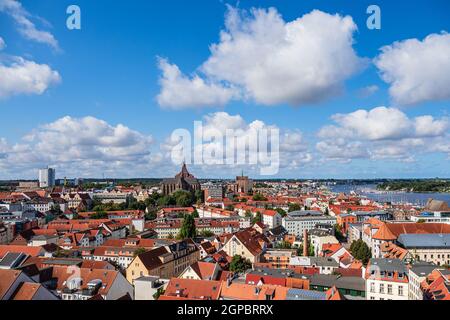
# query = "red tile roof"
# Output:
<box><xmin>162</xmin><ymin>278</ymin><xmax>221</xmax><ymax>300</ymax></box>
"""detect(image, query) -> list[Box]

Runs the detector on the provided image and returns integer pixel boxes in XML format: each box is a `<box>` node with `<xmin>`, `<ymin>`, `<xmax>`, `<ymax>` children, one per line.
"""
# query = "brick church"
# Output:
<box><xmin>161</xmin><ymin>163</ymin><xmax>201</xmax><ymax>195</ymax></box>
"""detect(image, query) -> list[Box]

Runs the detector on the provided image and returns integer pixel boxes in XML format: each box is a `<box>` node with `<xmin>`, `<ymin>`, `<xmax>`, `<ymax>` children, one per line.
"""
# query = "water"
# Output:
<box><xmin>329</xmin><ymin>184</ymin><xmax>450</xmax><ymax>207</ymax></box>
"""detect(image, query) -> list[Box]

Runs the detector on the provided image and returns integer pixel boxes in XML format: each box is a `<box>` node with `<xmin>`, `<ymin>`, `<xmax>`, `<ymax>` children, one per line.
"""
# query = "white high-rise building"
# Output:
<box><xmin>39</xmin><ymin>167</ymin><xmax>56</xmax><ymax>188</ymax></box>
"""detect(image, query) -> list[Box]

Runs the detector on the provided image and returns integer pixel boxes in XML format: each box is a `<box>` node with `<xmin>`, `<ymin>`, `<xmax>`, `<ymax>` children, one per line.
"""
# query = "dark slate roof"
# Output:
<box><xmin>249</xmin><ymin>268</ymin><xmax>309</xmax><ymax>280</ymax></box>
<box><xmin>286</xmin><ymin>288</ymin><xmax>326</xmax><ymax>300</ymax></box>
<box><xmin>398</xmin><ymin>234</ymin><xmax>450</xmax><ymax>249</ymax></box>
<box><xmin>409</xmin><ymin>262</ymin><xmax>439</xmax><ymax>277</ymax></box>
<box><xmin>268</xmin><ymin>225</ymin><xmax>287</xmax><ymax>237</ymax></box>
<box><xmin>368</xmin><ymin>258</ymin><xmax>408</xmax><ymax>274</ymax></box>
<box><xmin>309</xmin><ymin>274</ymin><xmax>366</xmax><ymax>291</ymax></box>
<box><xmin>0</xmin><ymin>252</ymin><xmax>27</xmax><ymax>269</ymax></box>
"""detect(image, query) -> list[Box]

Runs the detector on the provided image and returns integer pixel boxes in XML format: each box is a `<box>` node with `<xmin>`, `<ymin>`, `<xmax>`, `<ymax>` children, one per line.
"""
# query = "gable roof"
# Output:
<box><xmin>219</xmin><ymin>282</ymin><xmax>289</xmax><ymax>300</ymax></box>
<box><xmin>0</xmin><ymin>245</ymin><xmax>44</xmax><ymax>259</ymax></box>
<box><xmin>0</xmin><ymin>269</ymin><xmax>22</xmax><ymax>299</ymax></box>
<box><xmin>11</xmin><ymin>282</ymin><xmax>42</xmax><ymax>300</ymax></box>
<box><xmin>231</xmin><ymin>229</ymin><xmax>269</xmax><ymax>256</ymax></box>
<box><xmin>162</xmin><ymin>278</ymin><xmax>221</xmax><ymax>300</ymax></box>
<box><xmin>189</xmin><ymin>261</ymin><xmax>218</xmax><ymax>280</ymax></box>
<box><xmin>373</xmin><ymin>223</ymin><xmax>450</xmax><ymax>241</ymax></box>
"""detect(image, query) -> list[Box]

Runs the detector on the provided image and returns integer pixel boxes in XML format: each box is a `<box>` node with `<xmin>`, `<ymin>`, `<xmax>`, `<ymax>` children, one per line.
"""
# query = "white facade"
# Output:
<box><xmin>134</xmin><ymin>277</ymin><xmax>168</xmax><ymax>300</ymax></box>
<box><xmin>282</xmin><ymin>216</ymin><xmax>336</xmax><ymax>237</ymax></box>
<box><xmin>366</xmin><ymin>278</ymin><xmax>409</xmax><ymax>300</ymax></box>
<box><xmin>262</xmin><ymin>212</ymin><xmax>282</xmax><ymax>229</ymax></box>
<box><xmin>39</xmin><ymin>167</ymin><xmax>55</xmax><ymax>188</ymax></box>
<box><xmin>310</xmin><ymin>235</ymin><xmax>339</xmax><ymax>256</ymax></box>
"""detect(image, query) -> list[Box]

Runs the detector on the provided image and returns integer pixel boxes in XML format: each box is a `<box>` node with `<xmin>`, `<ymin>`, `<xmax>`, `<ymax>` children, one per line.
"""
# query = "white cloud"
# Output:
<box><xmin>0</xmin><ymin>56</ymin><xmax>61</xmax><ymax>98</ymax></box>
<box><xmin>316</xmin><ymin>106</ymin><xmax>450</xmax><ymax>162</ymax></box>
<box><xmin>316</xmin><ymin>139</ymin><xmax>369</xmax><ymax>162</ymax></box>
<box><xmin>0</xmin><ymin>0</ymin><xmax>59</xmax><ymax>49</ymax></box>
<box><xmin>26</xmin><ymin>116</ymin><xmax>154</xmax><ymax>162</ymax></box>
<box><xmin>375</xmin><ymin>32</ymin><xmax>450</xmax><ymax>105</ymax></box>
<box><xmin>156</xmin><ymin>7</ymin><xmax>365</xmax><ymax>109</ymax></box>
<box><xmin>156</xmin><ymin>58</ymin><xmax>237</xmax><ymax>109</ymax></box>
<box><xmin>161</xmin><ymin>112</ymin><xmax>312</xmax><ymax>174</ymax></box>
<box><xmin>0</xmin><ymin>116</ymin><xmax>156</xmax><ymax>178</ymax></box>
<box><xmin>318</xmin><ymin>107</ymin><xmax>449</xmax><ymax>141</ymax></box>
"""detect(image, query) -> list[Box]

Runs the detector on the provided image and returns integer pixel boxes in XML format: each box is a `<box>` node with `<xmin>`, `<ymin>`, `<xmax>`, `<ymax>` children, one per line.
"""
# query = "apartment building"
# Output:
<box><xmin>365</xmin><ymin>258</ymin><xmax>409</xmax><ymax>300</ymax></box>
<box><xmin>126</xmin><ymin>239</ymin><xmax>200</xmax><ymax>283</ymax></box>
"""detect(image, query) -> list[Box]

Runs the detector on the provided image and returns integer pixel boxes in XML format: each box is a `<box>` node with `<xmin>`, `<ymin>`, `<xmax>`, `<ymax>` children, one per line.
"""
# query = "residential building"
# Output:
<box><xmin>396</xmin><ymin>233</ymin><xmax>450</xmax><ymax>266</ymax></box>
<box><xmin>310</xmin><ymin>234</ymin><xmax>339</xmax><ymax>257</ymax></box>
<box><xmin>126</xmin><ymin>240</ymin><xmax>200</xmax><ymax>283</ymax></box>
<box><xmin>52</xmin><ymin>266</ymin><xmax>134</xmax><ymax>300</ymax></box>
<box><xmin>134</xmin><ymin>276</ymin><xmax>168</xmax><ymax>300</ymax></box>
<box><xmin>290</xmin><ymin>257</ymin><xmax>339</xmax><ymax>275</ymax></box>
<box><xmin>260</xmin><ymin>249</ymin><xmax>297</xmax><ymax>269</ymax></box>
<box><xmin>282</xmin><ymin>214</ymin><xmax>336</xmax><ymax>237</ymax></box>
<box><xmin>408</xmin><ymin>262</ymin><xmax>438</xmax><ymax>300</ymax></box>
<box><xmin>262</xmin><ymin>210</ymin><xmax>282</xmax><ymax>229</ymax></box>
<box><xmin>159</xmin><ymin>278</ymin><xmax>221</xmax><ymax>300</ymax></box>
<box><xmin>219</xmin><ymin>282</ymin><xmax>289</xmax><ymax>300</ymax></box>
<box><xmin>309</xmin><ymin>274</ymin><xmax>366</xmax><ymax>299</ymax></box>
<box><xmin>0</xmin><ymin>269</ymin><xmax>58</xmax><ymax>300</ymax></box>
<box><xmin>221</xmin><ymin>228</ymin><xmax>270</xmax><ymax>264</ymax></box>
<box><xmin>365</xmin><ymin>258</ymin><xmax>409</xmax><ymax>300</ymax></box>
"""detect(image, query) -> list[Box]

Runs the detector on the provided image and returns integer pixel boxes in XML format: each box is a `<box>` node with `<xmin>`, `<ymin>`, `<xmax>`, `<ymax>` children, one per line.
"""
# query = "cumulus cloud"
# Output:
<box><xmin>156</xmin><ymin>58</ymin><xmax>237</xmax><ymax>109</ymax></box>
<box><xmin>375</xmin><ymin>32</ymin><xmax>450</xmax><ymax>105</ymax></box>
<box><xmin>162</xmin><ymin>112</ymin><xmax>312</xmax><ymax>175</ymax></box>
<box><xmin>156</xmin><ymin>7</ymin><xmax>365</xmax><ymax>109</ymax></box>
<box><xmin>0</xmin><ymin>116</ymin><xmax>156</xmax><ymax>178</ymax></box>
<box><xmin>318</xmin><ymin>107</ymin><xmax>449</xmax><ymax>141</ymax></box>
<box><xmin>0</xmin><ymin>56</ymin><xmax>61</xmax><ymax>98</ymax></box>
<box><xmin>0</xmin><ymin>36</ymin><xmax>5</xmax><ymax>50</ymax></box>
<box><xmin>0</xmin><ymin>0</ymin><xmax>59</xmax><ymax>49</ymax></box>
<box><xmin>316</xmin><ymin>106</ymin><xmax>450</xmax><ymax>162</ymax></box>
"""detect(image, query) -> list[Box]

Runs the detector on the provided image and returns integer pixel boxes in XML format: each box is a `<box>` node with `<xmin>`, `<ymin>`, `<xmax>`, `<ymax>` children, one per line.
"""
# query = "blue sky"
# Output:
<box><xmin>0</xmin><ymin>0</ymin><xmax>450</xmax><ymax>179</ymax></box>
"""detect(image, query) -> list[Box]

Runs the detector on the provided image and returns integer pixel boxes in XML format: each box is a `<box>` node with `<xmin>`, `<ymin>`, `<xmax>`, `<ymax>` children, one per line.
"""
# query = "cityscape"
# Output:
<box><xmin>0</xmin><ymin>164</ymin><xmax>449</xmax><ymax>301</ymax></box>
<box><xmin>0</xmin><ymin>0</ymin><xmax>450</xmax><ymax>308</ymax></box>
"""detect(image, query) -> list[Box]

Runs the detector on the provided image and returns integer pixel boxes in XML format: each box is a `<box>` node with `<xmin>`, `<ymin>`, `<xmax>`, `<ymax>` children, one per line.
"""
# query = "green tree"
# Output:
<box><xmin>350</xmin><ymin>239</ymin><xmax>372</xmax><ymax>265</ymax></box>
<box><xmin>288</xmin><ymin>203</ymin><xmax>301</xmax><ymax>212</ymax></box>
<box><xmin>178</xmin><ymin>213</ymin><xmax>196</xmax><ymax>239</ymax></box>
<box><xmin>199</xmin><ymin>229</ymin><xmax>215</xmax><ymax>237</ymax></box>
<box><xmin>157</xmin><ymin>195</ymin><xmax>176</xmax><ymax>207</ymax></box>
<box><xmin>145</xmin><ymin>208</ymin><xmax>157</xmax><ymax>221</ymax></box>
<box><xmin>192</xmin><ymin>209</ymin><xmax>200</xmax><ymax>218</ymax></box>
<box><xmin>252</xmin><ymin>193</ymin><xmax>267</xmax><ymax>201</ymax></box>
<box><xmin>229</xmin><ymin>255</ymin><xmax>252</xmax><ymax>273</ymax></box>
<box><xmin>194</xmin><ymin>190</ymin><xmax>204</xmax><ymax>204</ymax></box>
<box><xmin>252</xmin><ymin>211</ymin><xmax>262</xmax><ymax>224</ymax></box>
<box><xmin>173</xmin><ymin>190</ymin><xmax>195</xmax><ymax>207</ymax></box>
<box><xmin>334</xmin><ymin>224</ymin><xmax>346</xmax><ymax>242</ymax></box>
<box><xmin>91</xmin><ymin>211</ymin><xmax>108</xmax><ymax>219</ymax></box>
<box><xmin>50</xmin><ymin>204</ymin><xmax>61</xmax><ymax>214</ymax></box>
<box><xmin>275</xmin><ymin>241</ymin><xmax>292</xmax><ymax>249</ymax></box>
<box><xmin>276</xmin><ymin>208</ymin><xmax>287</xmax><ymax>217</ymax></box>
<box><xmin>153</xmin><ymin>288</ymin><xmax>165</xmax><ymax>300</ymax></box>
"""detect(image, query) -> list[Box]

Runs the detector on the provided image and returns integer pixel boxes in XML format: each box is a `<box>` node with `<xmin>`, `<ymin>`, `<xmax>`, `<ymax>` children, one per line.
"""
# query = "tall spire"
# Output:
<box><xmin>176</xmin><ymin>162</ymin><xmax>193</xmax><ymax>179</ymax></box>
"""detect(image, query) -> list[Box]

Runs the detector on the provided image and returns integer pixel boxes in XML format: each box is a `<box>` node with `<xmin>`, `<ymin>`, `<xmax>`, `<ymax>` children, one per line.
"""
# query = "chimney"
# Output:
<box><xmin>303</xmin><ymin>229</ymin><xmax>308</xmax><ymax>257</ymax></box>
